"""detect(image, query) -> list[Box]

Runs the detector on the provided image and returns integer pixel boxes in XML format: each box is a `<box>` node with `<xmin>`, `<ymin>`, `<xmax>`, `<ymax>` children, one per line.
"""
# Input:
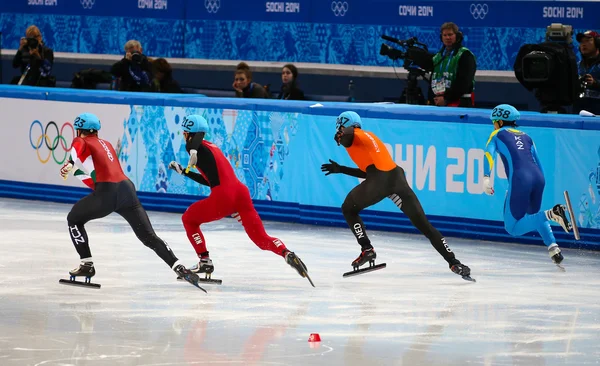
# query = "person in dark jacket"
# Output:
<box><xmin>110</xmin><ymin>40</ymin><xmax>152</xmax><ymax>92</ymax></box>
<box><xmin>277</xmin><ymin>64</ymin><xmax>305</xmax><ymax>100</ymax></box>
<box><xmin>151</xmin><ymin>58</ymin><xmax>183</xmax><ymax>93</ymax></box>
<box><xmin>12</xmin><ymin>25</ymin><xmax>55</xmax><ymax>87</ymax></box>
<box><xmin>233</xmin><ymin>62</ymin><xmax>270</xmax><ymax>99</ymax></box>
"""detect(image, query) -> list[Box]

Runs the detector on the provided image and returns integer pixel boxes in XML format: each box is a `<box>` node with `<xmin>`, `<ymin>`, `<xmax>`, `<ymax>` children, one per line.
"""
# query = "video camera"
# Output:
<box><xmin>514</xmin><ymin>23</ymin><xmax>579</xmax><ymax>113</ymax></box>
<box><xmin>380</xmin><ymin>35</ymin><xmax>434</xmax><ymax>105</ymax></box>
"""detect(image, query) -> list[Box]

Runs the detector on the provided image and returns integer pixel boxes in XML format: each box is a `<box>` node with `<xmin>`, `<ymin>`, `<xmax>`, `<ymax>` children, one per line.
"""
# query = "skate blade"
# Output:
<box><xmin>343</xmin><ymin>263</ymin><xmax>386</xmax><ymax>278</ymax></box>
<box><xmin>59</xmin><ymin>278</ymin><xmax>101</xmax><ymax>289</ymax></box>
<box><xmin>304</xmin><ymin>272</ymin><xmax>315</xmax><ymax>287</ymax></box>
<box><xmin>564</xmin><ymin>191</ymin><xmax>580</xmax><ymax>240</ymax></box>
<box><xmin>461</xmin><ymin>275</ymin><xmax>476</xmax><ymax>282</ymax></box>
<box><xmin>555</xmin><ymin>263</ymin><xmax>566</xmax><ymax>272</ymax></box>
<box><xmin>177</xmin><ymin>276</ymin><xmax>222</xmax><ymax>285</ymax></box>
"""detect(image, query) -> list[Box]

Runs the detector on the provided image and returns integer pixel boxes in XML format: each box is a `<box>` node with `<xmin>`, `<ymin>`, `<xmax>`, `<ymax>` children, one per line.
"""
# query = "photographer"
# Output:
<box><xmin>429</xmin><ymin>22</ymin><xmax>476</xmax><ymax>107</ymax></box>
<box><xmin>110</xmin><ymin>40</ymin><xmax>152</xmax><ymax>92</ymax></box>
<box><xmin>574</xmin><ymin>30</ymin><xmax>600</xmax><ymax>115</ymax></box>
<box><xmin>11</xmin><ymin>25</ymin><xmax>55</xmax><ymax>87</ymax></box>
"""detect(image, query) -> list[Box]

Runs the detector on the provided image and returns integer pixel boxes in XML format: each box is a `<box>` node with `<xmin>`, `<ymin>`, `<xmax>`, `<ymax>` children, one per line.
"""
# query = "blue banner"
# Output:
<box><xmin>186</xmin><ymin>0</ymin><xmax>311</xmax><ymax>22</ymax></box>
<box><xmin>111</xmin><ymin>103</ymin><xmax>600</xmax><ymax>229</ymax></box>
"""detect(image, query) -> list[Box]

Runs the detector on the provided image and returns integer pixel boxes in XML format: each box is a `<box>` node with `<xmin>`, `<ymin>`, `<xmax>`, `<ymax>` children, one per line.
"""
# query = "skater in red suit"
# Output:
<box><xmin>168</xmin><ymin>114</ymin><xmax>311</xmax><ymax>284</ymax></box>
<box><xmin>60</xmin><ymin>112</ymin><xmax>202</xmax><ymax>289</ymax></box>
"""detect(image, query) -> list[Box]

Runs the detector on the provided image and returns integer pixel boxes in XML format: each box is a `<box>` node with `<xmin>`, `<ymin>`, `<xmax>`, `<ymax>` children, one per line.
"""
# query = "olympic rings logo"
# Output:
<box><xmin>80</xmin><ymin>0</ymin><xmax>95</xmax><ymax>9</ymax></box>
<box><xmin>331</xmin><ymin>1</ymin><xmax>349</xmax><ymax>17</ymax></box>
<box><xmin>470</xmin><ymin>3</ymin><xmax>488</xmax><ymax>19</ymax></box>
<box><xmin>205</xmin><ymin>0</ymin><xmax>221</xmax><ymax>13</ymax></box>
<box><xmin>29</xmin><ymin>120</ymin><xmax>75</xmax><ymax>164</ymax></box>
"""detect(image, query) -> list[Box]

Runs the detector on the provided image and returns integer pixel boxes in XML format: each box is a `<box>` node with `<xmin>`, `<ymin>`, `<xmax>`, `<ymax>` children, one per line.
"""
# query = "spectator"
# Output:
<box><xmin>11</xmin><ymin>25</ymin><xmax>55</xmax><ymax>87</ymax></box>
<box><xmin>151</xmin><ymin>58</ymin><xmax>183</xmax><ymax>93</ymax></box>
<box><xmin>110</xmin><ymin>40</ymin><xmax>152</xmax><ymax>92</ymax></box>
<box><xmin>277</xmin><ymin>64</ymin><xmax>305</xmax><ymax>100</ymax></box>
<box><xmin>233</xmin><ymin>62</ymin><xmax>270</xmax><ymax>99</ymax></box>
<box><xmin>429</xmin><ymin>22</ymin><xmax>476</xmax><ymax>107</ymax></box>
<box><xmin>573</xmin><ymin>30</ymin><xmax>600</xmax><ymax>115</ymax></box>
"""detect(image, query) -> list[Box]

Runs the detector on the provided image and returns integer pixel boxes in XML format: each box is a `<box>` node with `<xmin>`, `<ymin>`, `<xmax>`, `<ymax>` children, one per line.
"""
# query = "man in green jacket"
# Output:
<box><xmin>429</xmin><ymin>22</ymin><xmax>477</xmax><ymax>107</ymax></box>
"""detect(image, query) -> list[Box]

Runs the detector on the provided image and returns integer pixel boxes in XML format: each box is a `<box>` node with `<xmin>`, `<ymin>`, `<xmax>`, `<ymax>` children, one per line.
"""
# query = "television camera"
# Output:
<box><xmin>380</xmin><ymin>35</ymin><xmax>434</xmax><ymax>105</ymax></box>
<box><xmin>514</xmin><ymin>23</ymin><xmax>579</xmax><ymax>113</ymax></box>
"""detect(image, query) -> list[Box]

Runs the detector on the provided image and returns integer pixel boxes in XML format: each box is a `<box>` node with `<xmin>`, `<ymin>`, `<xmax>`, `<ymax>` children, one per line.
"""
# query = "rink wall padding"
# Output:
<box><xmin>1</xmin><ymin>85</ymin><xmax>599</xmax><ymax>250</ymax></box>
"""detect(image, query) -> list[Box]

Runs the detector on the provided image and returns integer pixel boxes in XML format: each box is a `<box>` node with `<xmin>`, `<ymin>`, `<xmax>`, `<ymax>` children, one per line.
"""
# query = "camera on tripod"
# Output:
<box><xmin>514</xmin><ymin>23</ymin><xmax>579</xmax><ymax>113</ymax></box>
<box><xmin>380</xmin><ymin>35</ymin><xmax>434</xmax><ymax>105</ymax></box>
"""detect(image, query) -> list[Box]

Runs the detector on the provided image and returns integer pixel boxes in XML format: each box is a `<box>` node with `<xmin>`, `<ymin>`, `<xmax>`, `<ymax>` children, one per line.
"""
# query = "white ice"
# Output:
<box><xmin>0</xmin><ymin>197</ymin><xmax>599</xmax><ymax>366</ymax></box>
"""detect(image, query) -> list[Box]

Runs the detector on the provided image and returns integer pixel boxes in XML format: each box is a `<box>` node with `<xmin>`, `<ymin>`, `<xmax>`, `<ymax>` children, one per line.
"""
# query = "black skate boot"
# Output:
<box><xmin>174</xmin><ymin>264</ymin><xmax>206</xmax><ymax>293</ymax></box>
<box><xmin>69</xmin><ymin>262</ymin><xmax>95</xmax><ymax>277</ymax></box>
<box><xmin>284</xmin><ymin>250</ymin><xmax>314</xmax><ymax>287</ymax></box>
<box><xmin>343</xmin><ymin>248</ymin><xmax>386</xmax><ymax>278</ymax></box>
<box><xmin>548</xmin><ymin>244</ymin><xmax>564</xmax><ymax>266</ymax></box>
<box><xmin>59</xmin><ymin>262</ymin><xmax>101</xmax><ymax>288</ymax></box>
<box><xmin>450</xmin><ymin>262</ymin><xmax>476</xmax><ymax>282</ymax></box>
<box><xmin>546</xmin><ymin>204</ymin><xmax>572</xmax><ymax>233</ymax></box>
<box><xmin>351</xmin><ymin>248</ymin><xmax>376</xmax><ymax>268</ymax></box>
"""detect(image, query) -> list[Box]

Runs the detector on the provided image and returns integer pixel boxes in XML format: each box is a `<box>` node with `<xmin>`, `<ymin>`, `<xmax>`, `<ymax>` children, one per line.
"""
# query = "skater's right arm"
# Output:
<box><xmin>321</xmin><ymin>159</ymin><xmax>367</xmax><ymax>178</ymax></box>
<box><xmin>168</xmin><ymin>161</ymin><xmax>210</xmax><ymax>186</ymax></box>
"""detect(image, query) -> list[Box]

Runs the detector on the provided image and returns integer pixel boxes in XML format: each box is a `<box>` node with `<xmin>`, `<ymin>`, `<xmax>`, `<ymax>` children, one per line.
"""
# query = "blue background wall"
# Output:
<box><xmin>1</xmin><ymin>0</ymin><xmax>597</xmax><ymax>70</ymax></box>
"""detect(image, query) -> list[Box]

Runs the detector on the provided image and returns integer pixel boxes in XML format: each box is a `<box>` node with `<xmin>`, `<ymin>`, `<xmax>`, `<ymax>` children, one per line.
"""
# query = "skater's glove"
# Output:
<box><xmin>185</xmin><ymin>149</ymin><xmax>197</xmax><ymax>173</ymax></box>
<box><xmin>168</xmin><ymin>161</ymin><xmax>184</xmax><ymax>175</ymax></box>
<box><xmin>321</xmin><ymin>159</ymin><xmax>342</xmax><ymax>175</ymax></box>
<box><xmin>483</xmin><ymin>176</ymin><xmax>494</xmax><ymax>195</ymax></box>
<box><xmin>60</xmin><ymin>160</ymin><xmax>74</xmax><ymax>180</ymax></box>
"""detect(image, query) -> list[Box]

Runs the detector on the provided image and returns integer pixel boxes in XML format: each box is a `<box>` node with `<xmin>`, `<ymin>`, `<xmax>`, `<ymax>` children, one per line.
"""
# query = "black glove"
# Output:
<box><xmin>168</xmin><ymin>161</ymin><xmax>185</xmax><ymax>175</ymax></box>
<box><xmin>321</xmin><ymin>159</ymin><xmax>342</xmax><ymax>175</ymax></box>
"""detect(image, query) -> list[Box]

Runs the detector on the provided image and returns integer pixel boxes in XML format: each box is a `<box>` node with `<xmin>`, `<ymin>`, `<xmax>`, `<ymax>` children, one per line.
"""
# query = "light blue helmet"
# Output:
<box><xmin>74</xmin><ymin>112</ymin><xmax>101</xmax><ymax>131</ymax></box>
<box><xmin>336</xmin><ymin>111</ymin><xmax>362</xmax><ymax>131</ymax></box>
<box><xmin>181</xmin><ymin>114</ymin><xmax>209</xmax><ymax>134</ymax></box>
<box><xmin>490</xmin><ymin>104</ymin><xmax>520</xmax><ymax>123</ymax></box>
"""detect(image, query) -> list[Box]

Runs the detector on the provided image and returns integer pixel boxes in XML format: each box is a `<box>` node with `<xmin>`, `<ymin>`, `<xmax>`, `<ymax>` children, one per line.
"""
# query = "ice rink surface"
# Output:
<box><xmin>0</xmin><ymin>198</ymin><xmax>599</xmax><ymax>366</ymax></box>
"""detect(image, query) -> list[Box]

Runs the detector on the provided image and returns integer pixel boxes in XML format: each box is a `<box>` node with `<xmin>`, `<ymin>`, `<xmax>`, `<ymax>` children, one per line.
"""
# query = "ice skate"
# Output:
<box><xmin>351</xmin><ymin>248</ymin><xmax>377</xmax><ymax>268</ymax></box>
<box><xmin>548</xmin><ymin>244</ymin><xmax>565</xmax><ymax>270</ymax></box>
<box><xmin>174</xmin><ymin>264</ymin><xmax>207</xmax><ymax>293</ymax></box>
<box><xmin>177</xmin><ymin>258</ymin><xmax>222</xmax><ymax>285</ymax></box>
<box><xmin>546</xmin><ymin>204</ymin><xmax>572</xmax><ymax>233</ymax></box>
<box><xmin>190</xmin><ymin>257</ymin><xmax>214</xmax><ymax>274</ymax></box>
<box><xmin>450</xmin><ymin>262</ymin><xmax>476</xmax><ymax>282</ymax></box>
<box><xmin>343</xmin><ymin>248</ymin><xmax>386</xmax><ymax>278</ymax></box>
<box><xmin>59</xmin><ymin>262</ymin><xmax>101</xmax><ymax>289</ymax></box>
<box><xmin>284</xmin><ymin>250</ymin><xmax>314</xmax><ymax>287</ymax></box>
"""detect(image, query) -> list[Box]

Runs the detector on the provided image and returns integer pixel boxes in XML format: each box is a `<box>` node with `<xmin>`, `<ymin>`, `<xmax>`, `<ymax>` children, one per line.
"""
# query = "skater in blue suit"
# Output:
<box><xmin>482</xmin><ymin>104</ymin><xmax>575</xmax><ymax>264</ymax></box>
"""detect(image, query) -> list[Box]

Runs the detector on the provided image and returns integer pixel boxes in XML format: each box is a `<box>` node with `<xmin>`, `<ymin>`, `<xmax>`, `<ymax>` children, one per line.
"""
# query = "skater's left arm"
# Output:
<box><xmin>483</xmin><ymin>131</ymin><xmax>499</xmax><ymax>177</ymax></box>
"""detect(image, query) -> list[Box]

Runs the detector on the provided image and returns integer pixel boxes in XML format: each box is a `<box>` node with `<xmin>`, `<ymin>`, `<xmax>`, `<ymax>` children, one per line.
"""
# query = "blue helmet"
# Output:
<box><xmin>490</xmin><ymin>104</ymin><xmax>520</xmax><ymax>123</ymax></box>
<box><xmin>336</xmin><ymin>111</ymin><xmax>362</xmax><ymax>131</ymax></box>
<box><xmin>181</xmin><ymin>114</ymin><xmax>209</xmax><ymax>134</ymax></box>
<box><xmin>74</xmin><ymin>112</ymin><xmax>101</xmax><ymax>131</ymax></box>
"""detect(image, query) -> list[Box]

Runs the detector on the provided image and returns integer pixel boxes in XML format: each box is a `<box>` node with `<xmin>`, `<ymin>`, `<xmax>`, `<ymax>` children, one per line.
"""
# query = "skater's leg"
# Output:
<box><xmin>503</xmin><ymin>174</ymin><xmax>556</xmax><ymax>245</ymax></box>
<box><xmin>235</xmin><ymin>185</ymin><xmax>287</xmax><ymax>256</ymax></box>
<box><xmin>181</xmin><ymin>190</ymin><xmax>231</xmax><ymax>257</ymax></box>
<box><xmin>116</xmin><ymin>180</ymin><xmax>180</xmax><ymax>268</ymax></box>
<box><xmin>341</xmin><ymin>179</ymin><xmax>388</xmax><ymax>250</ymax></box>
<box><xmin>235</xmin><ymin>184</ymin><xmax>307</xmax><ymax>278</ymax></box>
<box><xmin>396</xmin><ymin>187</ymin><xmax>459</xmax><ymax>266</ymax></box>
<box><xmin>66</xmin><ymin>185</ymin><xmax>116</xmax><ymax>261</ymax></box>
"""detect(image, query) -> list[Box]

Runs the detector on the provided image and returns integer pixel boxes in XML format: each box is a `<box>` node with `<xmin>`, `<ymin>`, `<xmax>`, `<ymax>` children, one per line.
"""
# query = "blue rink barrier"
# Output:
<box><xmin>1</xmin><ymin>86</ymin><xmax>599</xmax><ymax>250</ymax></box>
